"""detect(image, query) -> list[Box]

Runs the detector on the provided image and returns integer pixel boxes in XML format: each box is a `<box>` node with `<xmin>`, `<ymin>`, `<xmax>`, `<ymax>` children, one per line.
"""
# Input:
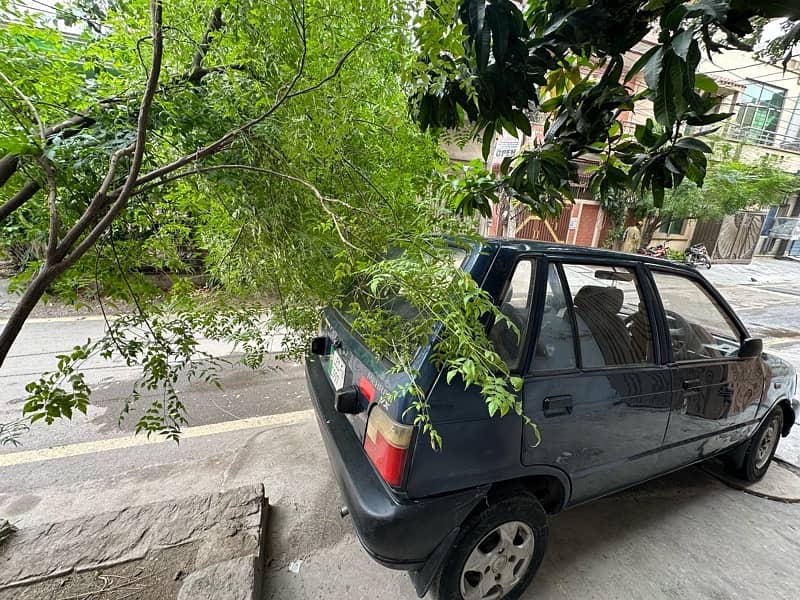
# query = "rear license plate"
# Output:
<box><xmin>329</xmin><ymin>350</ymin><xmax>346</xmax><ymax>390</ymax></box>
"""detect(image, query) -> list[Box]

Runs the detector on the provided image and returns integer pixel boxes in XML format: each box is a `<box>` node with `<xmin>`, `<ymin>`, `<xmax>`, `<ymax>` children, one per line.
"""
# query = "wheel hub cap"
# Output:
<box><xmin>460</xmin><ymin>521</ymin><xmax>534</xmax><ymax>600</ymax></box>
<box><xmin>755</xmin><ymin>421</ymin><xmax>779</xmax><ymax>470</ymax></box>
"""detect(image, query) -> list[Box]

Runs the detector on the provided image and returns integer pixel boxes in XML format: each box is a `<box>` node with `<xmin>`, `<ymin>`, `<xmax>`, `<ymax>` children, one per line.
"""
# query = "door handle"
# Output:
<box><xmin>544</xmin><ymin>395</ymin><xmax>573</xmax><ymax>417</ymax></box>
<box><xmin>682</xmin><ymin>378</ymin><xmax>702</xmax><ymax>390</ymax></box>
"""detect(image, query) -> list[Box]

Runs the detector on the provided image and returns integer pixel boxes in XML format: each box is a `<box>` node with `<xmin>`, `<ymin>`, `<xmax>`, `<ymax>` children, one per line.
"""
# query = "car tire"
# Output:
<box><xmin>431</xmin><ymin>491</ymin><xmax>548</xmax><ymax>600</ymax></box>
<box><xmin>730</xmin><ymin>408</ymin><xmax>783</xmax><ymax>482</ymax></box>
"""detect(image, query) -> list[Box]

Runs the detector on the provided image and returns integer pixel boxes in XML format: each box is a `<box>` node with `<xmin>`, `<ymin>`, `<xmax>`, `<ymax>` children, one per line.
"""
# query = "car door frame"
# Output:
<box><xmin>642</xmin><ymin>263</ymin><xmax>765</xmax><ymax>466</ymax></box>
<box><xmin>518</xmin><ymin>254</ymin><xmax>674</xmax><ymax>505</ymax></box>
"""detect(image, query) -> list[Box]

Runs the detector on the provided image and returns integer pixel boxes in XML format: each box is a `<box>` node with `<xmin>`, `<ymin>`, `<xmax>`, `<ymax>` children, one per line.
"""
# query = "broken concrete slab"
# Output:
<box><xmin>177</xmin><ymin>555</ymin><xmax>263</xmax><ymax>600</ymax></box>
<box><xmin>0</xmin><ymin>483</ymin><xmax>268</xmax><ymax>598</ymax></box>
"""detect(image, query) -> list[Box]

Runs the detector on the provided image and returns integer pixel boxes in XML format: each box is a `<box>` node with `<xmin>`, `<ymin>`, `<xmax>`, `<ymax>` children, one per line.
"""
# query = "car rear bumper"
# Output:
<box><xmin>304</xmin><ymin>354</ymin><xmax>488</xmax><ymax>571</ymax></box>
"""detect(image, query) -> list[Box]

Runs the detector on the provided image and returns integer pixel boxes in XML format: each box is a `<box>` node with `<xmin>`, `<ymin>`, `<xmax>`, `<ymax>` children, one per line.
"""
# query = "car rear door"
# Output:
<box><xmin>521</xmin><ymin>259</ymin><xmax>671</xmax><ymax>504</ymax></box>
<box><xmin>648</xmin><ymin>268</ymin><xmax>766</xmax><ymax>469</ymax></box>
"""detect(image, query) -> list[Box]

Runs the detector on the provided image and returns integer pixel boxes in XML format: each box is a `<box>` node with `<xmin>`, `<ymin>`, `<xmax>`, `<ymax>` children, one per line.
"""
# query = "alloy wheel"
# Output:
<box><xmin>755</xmin><ymin>419</ymin><xmax>780</xmax><ymax>470</ymax></box>
<box><xmin>460</xmin><ymin>521</ymin><xmax>534</xmax><ymax>600</ymax></box>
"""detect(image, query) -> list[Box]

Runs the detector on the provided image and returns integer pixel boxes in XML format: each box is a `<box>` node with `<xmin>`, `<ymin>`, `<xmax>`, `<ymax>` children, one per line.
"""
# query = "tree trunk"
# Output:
<box><xmin>0</xmin><ymin>264</ymin><xmax>63</xmax><ymax>367</ymax></box>
<box><xmin>641</xmin><ymin>216</ymin><xmax>662</xmax><ymax>248</ymax></box>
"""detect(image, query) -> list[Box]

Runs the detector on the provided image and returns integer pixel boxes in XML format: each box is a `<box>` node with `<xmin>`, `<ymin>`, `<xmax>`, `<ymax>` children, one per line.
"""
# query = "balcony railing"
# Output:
<box><xmin>723</xmin><ymin>123</ymin><xmax>800</xmax><ymax>152</ymax></box>
<box><xmin>768</xmin><ymin>217</ymin><xmax>800</xmax><ymax>240</ymax></box>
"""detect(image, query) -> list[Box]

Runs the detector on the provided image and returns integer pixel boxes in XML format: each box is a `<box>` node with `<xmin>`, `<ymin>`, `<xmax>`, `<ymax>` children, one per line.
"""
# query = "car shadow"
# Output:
<box><xmin>528</xmin><ymin>466</ymin><xmax>734</xmax><ymax>598</ymax></box>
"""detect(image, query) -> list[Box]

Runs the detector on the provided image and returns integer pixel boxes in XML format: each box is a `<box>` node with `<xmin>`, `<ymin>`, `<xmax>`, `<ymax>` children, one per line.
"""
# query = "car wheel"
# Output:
<box><xmin>431</xmin><ymin>492</ymin><xmax>548</xmax><ymax>600</ymax></box>
<box><xmin>732</xmin><ymin>408</ymin><xmax>783</xmax><ymax>482</ymax></box>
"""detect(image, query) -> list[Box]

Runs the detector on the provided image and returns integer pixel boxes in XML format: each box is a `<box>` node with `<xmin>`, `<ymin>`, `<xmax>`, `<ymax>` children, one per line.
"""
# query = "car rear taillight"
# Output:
<box><xmin>358</xmin><ymin>376</ymin><xmax>376</xmax><ymax>403</ymax></box>
<box><xmin>363</xmin><ymin>404</ymin><xmax>413</xmax><ymax>487</ymax></box>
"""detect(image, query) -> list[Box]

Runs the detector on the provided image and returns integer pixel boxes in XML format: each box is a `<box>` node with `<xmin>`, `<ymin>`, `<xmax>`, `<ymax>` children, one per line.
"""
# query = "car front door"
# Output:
<box><xmin>649</xmin><ymin>269</ymin><xmax>766</xmax><ymax>469</ymax></box>
<box><xmin>521</xmin><ymin>260</ymin><xmax>671</xmax><ymax>504</ymax></box>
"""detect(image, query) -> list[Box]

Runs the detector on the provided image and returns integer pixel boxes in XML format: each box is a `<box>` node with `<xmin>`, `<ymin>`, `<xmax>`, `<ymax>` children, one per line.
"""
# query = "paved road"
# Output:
<box><xmin>1</xmin><ymin>259</ymin><xmax>800</xmax><ymax>599</ymax></box>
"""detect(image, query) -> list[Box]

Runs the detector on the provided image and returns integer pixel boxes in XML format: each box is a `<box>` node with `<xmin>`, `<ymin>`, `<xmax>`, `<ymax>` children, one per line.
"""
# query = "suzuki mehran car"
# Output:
<box><xmin>304</xmin><ymin>239</ymin><xmax>798</xmax><ymax>600</ymax></box>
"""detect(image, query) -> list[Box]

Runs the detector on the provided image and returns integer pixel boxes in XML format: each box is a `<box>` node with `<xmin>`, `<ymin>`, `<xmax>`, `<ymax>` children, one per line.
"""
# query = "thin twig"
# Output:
<box><xmin>0</xmin><ymin>68</ymin><xmax>44</xmax><ymax>141</ymax></box>
<box><xmin>129</xmin><ymin>163</ymin><xmax>359</xmax><ymax>249</ymax></box>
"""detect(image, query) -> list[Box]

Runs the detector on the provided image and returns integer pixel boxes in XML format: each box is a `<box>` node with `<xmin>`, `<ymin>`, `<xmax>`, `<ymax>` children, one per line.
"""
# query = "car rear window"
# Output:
<box><xmin>336</xmin><ymin>245</ymin><xmax>468</xmax><ymax>360</ymax></box>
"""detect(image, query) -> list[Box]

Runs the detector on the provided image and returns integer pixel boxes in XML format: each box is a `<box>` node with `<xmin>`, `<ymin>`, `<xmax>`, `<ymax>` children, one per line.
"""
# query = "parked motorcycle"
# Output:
<box><xmin>638</xmin><ymin>244</ymin><xmax>668</xmax><ymax>259</ymax></box>
<box><xmin>684</xmin><ymin>243</ymin><xmax>712</xmax><ymax>269</ymax></box>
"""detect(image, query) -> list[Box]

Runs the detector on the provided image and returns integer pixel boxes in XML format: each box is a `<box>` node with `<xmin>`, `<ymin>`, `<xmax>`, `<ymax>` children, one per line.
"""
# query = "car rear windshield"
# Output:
<box><xmin>336</xmin><ymin>244</ymin><xmax>468</xmax><ymax>356</ymax></box>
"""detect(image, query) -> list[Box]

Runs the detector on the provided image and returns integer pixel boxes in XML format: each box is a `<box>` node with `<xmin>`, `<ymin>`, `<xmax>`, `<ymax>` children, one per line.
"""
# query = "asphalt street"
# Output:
<box><xmin>1</xmin><ymin>258</ymin><xmax>800</xmax><ymax>599</ymax></box>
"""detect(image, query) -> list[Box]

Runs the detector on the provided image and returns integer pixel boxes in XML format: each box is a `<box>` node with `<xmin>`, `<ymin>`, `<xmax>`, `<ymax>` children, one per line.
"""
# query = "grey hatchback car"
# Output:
<box><xmin>305</xmin><ymin>240</ymin><xmax>799</xmax><ymax>600</ymax></box>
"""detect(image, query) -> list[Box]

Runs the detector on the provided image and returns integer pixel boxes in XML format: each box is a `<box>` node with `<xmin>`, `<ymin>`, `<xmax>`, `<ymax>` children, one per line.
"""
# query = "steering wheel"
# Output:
<box><xmin>663</xmin><ymin>310</ymin><xmax>695</xmax><ymax>360</ymax></box>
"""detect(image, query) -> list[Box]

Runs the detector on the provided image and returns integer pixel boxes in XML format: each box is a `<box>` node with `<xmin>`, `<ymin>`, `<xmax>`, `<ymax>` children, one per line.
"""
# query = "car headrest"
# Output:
<box><xmin>574</xmin><ymin>285</ymin><xmax>624</xmax><ymax>314</ymax></box>
<box><xmin>546</xmin><ymin>286</ymin><xmax>567</xmax><ymax>312</ymax></box>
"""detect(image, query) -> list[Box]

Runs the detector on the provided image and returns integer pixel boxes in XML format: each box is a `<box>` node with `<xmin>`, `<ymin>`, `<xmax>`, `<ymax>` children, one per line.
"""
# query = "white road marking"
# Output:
<box><xmin>0</xmin><ymin>409</ymin><xmax>314</xmax><ymax>467</ymax></box>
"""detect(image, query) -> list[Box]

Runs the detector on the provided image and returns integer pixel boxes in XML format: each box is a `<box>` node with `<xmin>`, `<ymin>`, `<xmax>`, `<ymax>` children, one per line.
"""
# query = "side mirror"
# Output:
<box><xmin>738</xmin><ymin>337</ymin><xmax>763</xmax><ymax>359</ymax></box>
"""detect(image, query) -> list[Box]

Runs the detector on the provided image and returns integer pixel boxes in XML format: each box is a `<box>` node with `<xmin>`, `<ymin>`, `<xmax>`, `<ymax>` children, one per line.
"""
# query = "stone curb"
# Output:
<box><xmin>0</xmin><ymin>484</ymin><xmax>269</xmax><ymax>599</ymax></box>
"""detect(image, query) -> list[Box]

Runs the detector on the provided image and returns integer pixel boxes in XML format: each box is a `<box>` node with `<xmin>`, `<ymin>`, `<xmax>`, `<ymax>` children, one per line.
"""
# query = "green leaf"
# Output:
<box><xmin>644</xmin><ymin>47</ymin><xmax>664</xmax><ymax>90</ymax></box>
<box><xmin>487</xmin><ymin>3</ymin><xmax>509</xmax><ymax>66</ymax></box>
<box><xmin>653</xmin><ymin>51</ymin><xmax>685</xmax><ymax>126</ymax></box>
<box><xmin>481</xmin><ymin>125</ymin><xmax>495</xmax><ymax>160</ymax></box>
<box><xmin>693</xmin><ymin>73</ymin><xmax>719</xmax><ymax>93</ymax></box>
<box><xmin>538</xmin><ymin>95</ymin><xmax>562</xmax><ymax>112</ymax></box>
<box><xmin>527</xmin><ymin>157</ymin><xmax>541</xmax><ymax>184</ymax></box>
<box><xmin>600</xmin><ymin>55</ymin><xmax>624</xmax><ymax>85</ymax></box>
<box><xmin>671</xmin><ymin>29</ymin><xmax>694</xmax><ymax>60</ymax></box>
<box><xmin>675</xmin><ymin>136</ymin><xmax>712</xmax><ymax>153</ymax></box>
<box><xmin>511</xmin><ymin>111</ymin><xmax>532</xmax><ymax>137</ymax></box>
<box><xmin>625</xmin><ymin>46</ymin><xmax>659</xmax><ymax>83</ymax></box>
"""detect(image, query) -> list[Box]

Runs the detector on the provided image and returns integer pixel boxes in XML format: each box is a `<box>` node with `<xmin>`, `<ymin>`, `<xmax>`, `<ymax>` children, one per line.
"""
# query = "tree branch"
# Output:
<box><xmin>40</xmin><ymin>158</ymin><xmax>59</xmax><ymax>260</ymax></box>
<box><xmin>0</xmin><ymin>179</ymin><xmax>40</xmax><ymax>223</ymax></box>
<box><xmin>117</xmin><ymin>24</ymin><xmax>375</xmax><ymax>196</ymax></box>
<box><xmin>188</xmin><ymin>7</ymin><xmax>223</xmax><ymax>83</ymax></box>
<box><xmin>0</xmin><ymin>155</ymin><xmax>18</xmax><ymax>188</ymax></box>
<box><xmin>132</xmin><ymin>163</ymin><xmax>359</xmax><ymax>250</ymax></box>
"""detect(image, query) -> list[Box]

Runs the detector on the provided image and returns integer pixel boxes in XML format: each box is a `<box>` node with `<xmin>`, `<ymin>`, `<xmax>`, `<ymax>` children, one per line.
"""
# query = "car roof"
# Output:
<box><xmin>483</xmin><ymin>237</ymin><xmax>698</xmax><ymax>274</ymax></box>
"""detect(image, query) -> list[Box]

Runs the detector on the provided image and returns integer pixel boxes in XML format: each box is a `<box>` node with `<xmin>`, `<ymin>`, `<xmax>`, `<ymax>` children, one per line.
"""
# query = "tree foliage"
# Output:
<box><xmin>0</xmin><ymin>0</ymin><xmax>526</xmax><ymax>445</ymax></box>
<box><xmin>599</xmin><ymin>152</ymin><xmax>799</xmax><ymax>246</ymax></box>
<box><xmin>411</xmin><ymin>0</ymin><xmax>800</xmax><ymax>214</ymax></box>
<box><xmin>2</xmin><ymin>0</ymin><xmax>800</xmax><ymax>446</ymax></box>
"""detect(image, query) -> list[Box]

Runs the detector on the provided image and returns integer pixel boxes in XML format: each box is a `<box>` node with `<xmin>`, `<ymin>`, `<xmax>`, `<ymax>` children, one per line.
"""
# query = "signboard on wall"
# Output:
<box><xmin>491</xmin><ymin>133</ymin><xmax>522</xmax><ymax>174</ymax></box>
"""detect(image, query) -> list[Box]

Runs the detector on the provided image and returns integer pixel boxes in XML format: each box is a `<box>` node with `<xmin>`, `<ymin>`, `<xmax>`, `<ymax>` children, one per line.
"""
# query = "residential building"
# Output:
<box><xmin>443</xmin><ymin>31</ymin><xmax>800</xmax><ymax>260</ymax></box>
<box><xmin>649</xmin><ymin>50</ymin><xmax>800</xmax><ymax>257</ymax></box>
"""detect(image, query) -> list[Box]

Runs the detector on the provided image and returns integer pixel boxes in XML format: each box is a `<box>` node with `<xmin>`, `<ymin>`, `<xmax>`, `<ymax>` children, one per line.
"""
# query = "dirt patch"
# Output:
<box><xmin>0</xmin><ymin>543</ymin><xmax>198</xmax><ymax>600</ymax></box>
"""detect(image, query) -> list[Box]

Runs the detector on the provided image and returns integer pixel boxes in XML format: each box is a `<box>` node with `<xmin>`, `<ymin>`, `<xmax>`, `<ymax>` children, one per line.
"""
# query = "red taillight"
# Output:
<box><xmin>358</xmin><ymin>376</ymin><xmax>376</xmax><ymax>403</ymax></box>
<box><xmin>363</xmin><ymin>404</ymin><xmax>413</xmax><ymax>487</ymax></box>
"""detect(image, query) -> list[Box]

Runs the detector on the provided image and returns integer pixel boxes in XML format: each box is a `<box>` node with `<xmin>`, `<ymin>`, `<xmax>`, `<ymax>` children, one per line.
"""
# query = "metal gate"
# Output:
<box><xmin>691</xmin><ymin>211</ymin><xmax>765</xmax><ymax>264</ymax></box>
<box><xmin>512</xmin><ymin>205</ymin><xmax>571</xmax><ymax>242</ymax></box>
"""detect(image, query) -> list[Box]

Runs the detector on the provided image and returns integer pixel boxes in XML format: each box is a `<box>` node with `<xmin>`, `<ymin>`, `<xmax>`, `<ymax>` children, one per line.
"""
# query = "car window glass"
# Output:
<box><xmin>652</xmin><ymin>272</ymin><xmax>741</xmax><ymax>360</ymax></box>
<box><xmin>562</xmin><ymin>263</ymin><xmax>654</xmax><ymax>368</ymax></box>
<box><xmin>489</xmin><ymin>259</ymin><xmax>535</xmax><ymax>370</ymax></box>
<box><xmin>530</xmin><ymin>265</ymin><xmax>576</xmax><ymax>373</ymax></box>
